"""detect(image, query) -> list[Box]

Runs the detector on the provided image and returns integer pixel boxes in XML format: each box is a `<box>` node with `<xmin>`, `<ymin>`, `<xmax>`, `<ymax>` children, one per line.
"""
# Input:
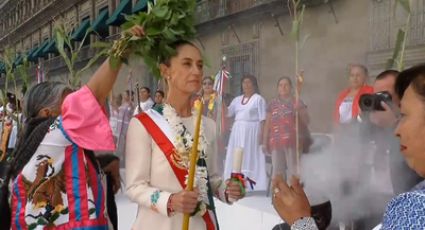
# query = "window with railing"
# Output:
<box><xmin>195</xmin><ymin>0</ymin><xmax>278</xmax><ymax>24</ymax></box>
<box><xmin>370</xmin><ymin>0</ymin><xmax>425</xmax><ymax>52</ymax></box>
<box><xmin>222</xmin><ymin>41</ymin><xmax>259</xmax><ymax>96</ymax></box>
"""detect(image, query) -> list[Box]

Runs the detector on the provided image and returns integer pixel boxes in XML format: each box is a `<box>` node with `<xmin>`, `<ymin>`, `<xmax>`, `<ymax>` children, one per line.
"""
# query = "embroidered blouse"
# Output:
<box><xmin>10</xmin><ymin>86</ymin><xmax>115</xmax><ymax>230</ymax></box>
<box><xmin>267</xmin><ymin>98</ymin><xmax>306</xmax><ymax>150</ymax></box>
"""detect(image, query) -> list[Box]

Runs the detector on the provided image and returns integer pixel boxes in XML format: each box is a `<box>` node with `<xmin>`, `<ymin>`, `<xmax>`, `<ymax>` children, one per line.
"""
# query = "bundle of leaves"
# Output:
<box><xmin>109</xmin><ymin>0</ymin><xmax>197</xmax><ymax>78</ymax></box>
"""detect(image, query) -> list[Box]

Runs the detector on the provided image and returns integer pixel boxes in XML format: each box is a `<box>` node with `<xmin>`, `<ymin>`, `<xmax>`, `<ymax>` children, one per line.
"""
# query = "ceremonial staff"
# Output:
<box><xmin>136</xmin><ymin>83</ymin><xmax>141</xmax><ymax>114</ymax></box>
<box><xmin>182</xmin><ymin>100</ymin><xmax>203</xmax><ymax>230</ymax></box>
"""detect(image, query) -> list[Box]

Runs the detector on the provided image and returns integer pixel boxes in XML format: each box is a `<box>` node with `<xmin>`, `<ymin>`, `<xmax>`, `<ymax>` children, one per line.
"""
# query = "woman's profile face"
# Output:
<box><xmin>395</xmin><ymin>85</ymin><xmax>425</xmax><ymax>177</ymax></box>
<box><xmin>38</xmin><ymin>90</ymin><xmax>72</xmax><ymax>118</ymax></box>
<box><xmin>164</xmin><ymin>44</ymin><xmax>203</xmax><ymax>95</ymax></box>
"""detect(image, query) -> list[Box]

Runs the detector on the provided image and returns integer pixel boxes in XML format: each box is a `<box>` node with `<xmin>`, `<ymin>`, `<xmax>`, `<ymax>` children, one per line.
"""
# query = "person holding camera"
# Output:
<box><xmin>272</xmin><ymin>63</ymin><xmax>425</xmax><ymax>230</ymax></box>
<box><xmin>362</xmin><ymin>70</ymin><xmax>422</xmax><ymax>195</ymax></box>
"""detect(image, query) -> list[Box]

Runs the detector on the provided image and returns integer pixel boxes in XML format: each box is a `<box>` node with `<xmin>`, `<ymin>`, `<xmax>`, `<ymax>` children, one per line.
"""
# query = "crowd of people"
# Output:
<box><xmin>1</xmin><ymin>24</ymin><xmax>425</xmax><ymax>230</ymax></box>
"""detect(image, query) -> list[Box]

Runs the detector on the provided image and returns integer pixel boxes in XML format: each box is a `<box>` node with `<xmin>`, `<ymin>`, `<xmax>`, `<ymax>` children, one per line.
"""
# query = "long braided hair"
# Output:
<box><xmin>11</xmin><ymin>82</ymin><xmax>72</xmax><ymax>177</ymax></box>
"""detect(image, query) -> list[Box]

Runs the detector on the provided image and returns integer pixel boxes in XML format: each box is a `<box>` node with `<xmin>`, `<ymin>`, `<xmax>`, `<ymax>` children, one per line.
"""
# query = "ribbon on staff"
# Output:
<box><xmin>213</xmin><ymin>66</ymin><xmax>231</xmax><ymax>135</ymax></box>
<box><xmin>36</xmin><ymin>64</ymin><xmax>45</xmax><ymax>83</ymax></box>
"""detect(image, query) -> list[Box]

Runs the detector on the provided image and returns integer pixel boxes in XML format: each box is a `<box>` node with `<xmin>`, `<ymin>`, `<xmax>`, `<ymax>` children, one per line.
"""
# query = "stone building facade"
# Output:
<box><xmin>0</xmin><ymin>0</ymin><xmax>423</xmax><ymax>132</ymax></box>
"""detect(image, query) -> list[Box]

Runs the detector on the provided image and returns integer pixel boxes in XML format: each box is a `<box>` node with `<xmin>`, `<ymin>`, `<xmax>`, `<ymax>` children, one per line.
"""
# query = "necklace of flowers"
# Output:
<box><xmin>193</xmin><ymin>93</ymin><xmax>216</xmax><ymax>118</ymax></box>
<box><xmin>162</xmin><ymin>103</ymin><xmax>209</xmax><ymax>216</ymax></box>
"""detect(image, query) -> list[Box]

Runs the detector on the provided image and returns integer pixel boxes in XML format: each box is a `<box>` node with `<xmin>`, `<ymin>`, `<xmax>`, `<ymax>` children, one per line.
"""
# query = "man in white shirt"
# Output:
<box><xmin>134</xmin><ymin>86</ymin><xmax>154</xmax><ymax>115</ymax></box>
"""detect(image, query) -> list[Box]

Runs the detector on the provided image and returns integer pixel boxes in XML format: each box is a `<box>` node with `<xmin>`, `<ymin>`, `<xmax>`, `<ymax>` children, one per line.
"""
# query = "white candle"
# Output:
<box><xmin>232</xmin><ymin>147</ymin><xmax>243</xmax><ymax>173</ymax></box>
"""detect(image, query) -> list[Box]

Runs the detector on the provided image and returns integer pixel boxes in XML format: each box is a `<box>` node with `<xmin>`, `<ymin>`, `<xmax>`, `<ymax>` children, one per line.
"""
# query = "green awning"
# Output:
<box><xmin>71</xmin><ymin>18</ymin><xmax>91</xmax><ymax>41</ymax></box>
<box><xmin>27</xmin><ymin>46</ymin><xmax>39</xmax><ymax>62</ymax></box>
<box><xmin>32</xmin><ymin>40</ymin><xmax>50</xmax><ymax>59</ymax></box>
<box><xmin>42</xmin><ymin>40</ymin><xmax>58</xmax><ymax>54</ymax></box>
<box><xmin>92</xmin><ymin>8</ymin><xmax>109</xmax><ymax>33</ymax></box>
<box><xmin>13</xmin><ymin>54</ymin><xmax>23</xmax><ymax>67</ymax></box>
<box><xmin>133</xmin><ymin>0</ymin><xmax>149</xmax><ymax>13</ymax></box>
<box><xmin>0</xmin><ymin>62</ymin><xmax>5</xmax><ymax>74</ymax></box>
<box><xmin>106</xmin><ymin>0</ymin><xmax>132</xmax><ymax>26</ymax></box>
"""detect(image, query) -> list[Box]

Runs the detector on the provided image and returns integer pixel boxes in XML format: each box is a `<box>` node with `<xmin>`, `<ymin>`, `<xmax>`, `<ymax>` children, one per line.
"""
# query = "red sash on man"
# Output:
<box><xmin>136</xmin><ymin>111</ymin><xmax>219</xmax><ymax>230</ymax></box>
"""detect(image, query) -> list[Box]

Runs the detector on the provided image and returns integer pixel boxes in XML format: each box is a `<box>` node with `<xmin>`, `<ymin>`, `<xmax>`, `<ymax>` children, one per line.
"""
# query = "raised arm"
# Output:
<box><xmin>86</xmin><ymin>59</ymin><xmax>122</xmax><ymax>105</ymax></box>
<box><xmin>87</xmin><ymin>26</ymin><xmax>145</xmax><ymax>104</ymax></box>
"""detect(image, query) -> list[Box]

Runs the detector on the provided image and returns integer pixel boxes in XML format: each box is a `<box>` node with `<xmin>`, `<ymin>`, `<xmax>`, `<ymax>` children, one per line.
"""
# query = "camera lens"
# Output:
<box><xmin>363</xmin><ymin>98</ymin><xmax>372</xmax><ymax>107</ymax></box>
<box><xmin>359</xmin><ymin>94</ymin><xmax>375</xmax><ymax>111</ymax></box>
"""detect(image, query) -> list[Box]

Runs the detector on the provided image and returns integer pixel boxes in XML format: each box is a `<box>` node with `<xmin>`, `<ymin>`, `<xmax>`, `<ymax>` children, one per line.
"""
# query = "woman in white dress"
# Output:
<box><xmin>224</xmin><ymin>74</ymin><xmax>268</xmax><ymax>191</ymax></box>
<box><xmin>125</xmin><ymin>37</ymin><xmax>244</xmax><ymax>230</ymax></box>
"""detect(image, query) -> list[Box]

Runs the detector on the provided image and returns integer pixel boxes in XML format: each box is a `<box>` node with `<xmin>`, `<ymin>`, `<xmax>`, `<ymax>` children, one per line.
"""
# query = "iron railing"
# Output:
<box><xmin>195</xmin><ymin>0</ymin><xmax>280</xmax><ymax>24</ymax></box>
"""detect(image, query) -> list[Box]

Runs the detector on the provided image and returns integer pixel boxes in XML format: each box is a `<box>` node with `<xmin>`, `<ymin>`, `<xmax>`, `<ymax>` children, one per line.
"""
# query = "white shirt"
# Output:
<box><xmin>339</xmin><ymin>97</ymin><xmax>354</xmax><ymax>124</ymax></box>
<box><xmin>133</xmin><ymin>98</ymin><xmax>154</xmax><ymax>115</ymax></box>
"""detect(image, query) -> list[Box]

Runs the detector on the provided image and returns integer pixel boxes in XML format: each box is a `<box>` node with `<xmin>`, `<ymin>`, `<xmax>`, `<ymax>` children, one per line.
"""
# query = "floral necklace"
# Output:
<box><xmin>162</xmin><ymin>103</ymin><xmax>209</xmax><ymax>216</ymax></box>
<box><xmin>193</xmin><ymin>93</ymin><xmax>216</xmax><ymax>118</ymax></box>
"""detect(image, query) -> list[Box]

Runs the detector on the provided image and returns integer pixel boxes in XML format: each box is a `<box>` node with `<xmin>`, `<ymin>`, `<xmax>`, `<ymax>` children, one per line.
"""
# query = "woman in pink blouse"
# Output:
<box><xmin>7</xmin><ymin>60</ymin><xmax>118</xmax><ymax>229</ymax></box>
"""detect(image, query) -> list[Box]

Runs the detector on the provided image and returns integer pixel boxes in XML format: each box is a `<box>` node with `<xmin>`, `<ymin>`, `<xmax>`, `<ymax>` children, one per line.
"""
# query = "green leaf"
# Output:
<box><xmin>89</xmin><ymin>208</ymin><xmax>96</xmax><ymax>215</ymax></box>
<box><xmin>91</xmin><ymin>41</ymin><xmax>112</xmax><ymax>49</ymax></box>
<box><xmin>51</xmin><ymin>212</ymin><xmax>60</xmax><ymax>222</ymax></box>
<box><xmin>386</xmin><ymin>29</ymin><xmax>405</xmax><ymax>69</ymax></box>
<box><xmin>290</xmin><ymin>20</ymin><xmax>299</xmax><ymax>40</ymax></box>
<box><xmin>37</xmin><ymin>217</ymin><xmax>48</xmax><ymax>225</ymax></box>
<box><xmin>145</xmin><ymin>27</ymin><xmax>163</xmax><ymax>36</ymax></box>
<box><xmin>152</xmin><ymin>6</ymin><xmax>169</xmax><ymax>18</ymax></box>
<box><xmin>61</xmin><ymin>208</ymin><xmax>69</xmax><ymax>214</ymax></box>
<box><xmin>396</xmin><ymin>0</ymin><xmax>411</xmax><ymax>13</ymax></box>
<box><xmin>28</xmin><ymin>223</ymin><xmax>37</xmax><ymax>230</ymax></box>
<box><xmin>122</xmin><ymin>21</ymin><xmax>135</xmax><ymax>31</ymax></box>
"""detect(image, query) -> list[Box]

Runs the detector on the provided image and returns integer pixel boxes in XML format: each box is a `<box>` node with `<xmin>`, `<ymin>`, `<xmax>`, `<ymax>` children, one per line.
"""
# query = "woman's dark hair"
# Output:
<box><xmin>203</xmin><ymin>76</ymin><xmax>214</xmax><ymax>83</ymax></box>
<box><xmin>24</xmin><ymin>82</ymin><xmax>72</xmax><ymax>120</ymax></box>
<box><xmin>160</xmin><ymin>40</ymin><xmax>199</xmax><ymax>66</ymax></box>
<box><xmin>125</xmin><ymin>90</ymin><xmax>135</xmax><ymax>97</ymax></box>
<box><xmin>277</xmin><ymin>76</ymin><xmax>293</xmax><ymax>88</ymax></box>
<box><xmin>141</xmin><ymin>87</ymin><xmax>151</xmax><ymax>94</ymax></box>
<box><xmin>240</xmin><ymin>74</ymin><xmax>260</xmax><ymax>95</ymax></box>
<box><xmin>155</xmin><ymin>90</ymin><xmax>165</xmax><ymax>98</ymax></box>
<box><xmin>395</xmin><ymin>64</ymin><xmax>425</xmax><ymax>100</ymax></box>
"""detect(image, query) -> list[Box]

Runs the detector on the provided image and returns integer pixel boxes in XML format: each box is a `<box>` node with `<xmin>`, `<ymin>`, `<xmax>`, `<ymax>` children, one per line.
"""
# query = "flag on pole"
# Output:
<box><xmin>36</xmin><ymin>64</ymin><xmax>45</xmax><ymax>83</ymax></box>
<box><xmin>127</xmin><ymin>69</ymin><xmax>134</xmax><ymax>103</ymax></box>
<box><xmin>213</xmin><ymin>65</ymin><xmax>231</xmax><ymax>135</ymax></box>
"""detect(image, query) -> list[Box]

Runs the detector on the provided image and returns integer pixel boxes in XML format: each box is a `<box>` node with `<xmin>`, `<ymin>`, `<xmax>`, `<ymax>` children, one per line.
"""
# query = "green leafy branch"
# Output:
<box><xmin>287</xmin><ymin>0</ymin><xmax>307</xmax><ymax>174</ymax></box>
<box><xmin>386</xmin><ymin>0</ymin><xmax>411</xmax><ymax>71</ymax></box>
<box><xmin>105</xmin><ymin>0</ymin><xmax>197</xmax><ymax>79</ymax></box>
<box><xmin>0</xmin><ymin>49</ymin><xmax>30</xmax><ymax>161</ymax></box>
<box><xmin>54</xmin><ymin>21</ymin><xmax>107</xmax><ymax>88</ymax></box>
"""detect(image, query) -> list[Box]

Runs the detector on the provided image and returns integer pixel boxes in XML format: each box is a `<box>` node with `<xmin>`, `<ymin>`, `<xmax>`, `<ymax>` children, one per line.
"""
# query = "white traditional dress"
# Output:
<box><xmin>9</xmin><ymin>86</ymin><xmax>116</xmax><ymax>229</ymax></box>
<box><xmin>125</xmin><ymin>107</ymin><xmax>228</xmax><ymax>230</ymax></box>
<box><xmin>224</xmin><ymin>93</ymin><xmax>267</xmax><ymax>191</ymax></box>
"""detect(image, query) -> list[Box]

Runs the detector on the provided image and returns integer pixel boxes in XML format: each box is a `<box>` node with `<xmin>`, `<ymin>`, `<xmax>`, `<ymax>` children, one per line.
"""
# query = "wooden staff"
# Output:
<box><xmin>136</xmin><ymin>83</ymin><xmax>141</xmax><ymax>114</ymax></box>
<box><xmin>182</xmin><ymin>101</ymin><xmax>204</xmax><ymax>230</ymax></box>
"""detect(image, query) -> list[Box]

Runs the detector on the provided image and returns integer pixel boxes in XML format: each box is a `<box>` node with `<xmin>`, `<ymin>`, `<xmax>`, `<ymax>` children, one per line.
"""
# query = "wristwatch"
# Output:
<box><xmin>291</xmin><ymin>217</ymin><xmax>319</xmax><ymax>230</ymax></box>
